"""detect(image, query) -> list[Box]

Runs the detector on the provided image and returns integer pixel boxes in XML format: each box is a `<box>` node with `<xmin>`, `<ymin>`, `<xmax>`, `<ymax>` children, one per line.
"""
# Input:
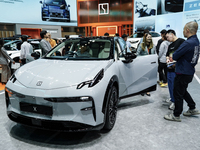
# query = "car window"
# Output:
<box><xmin>45</xmin><ymin>38</ymin><xmax>112</xmax><ymax>60</ymax></box>
<box><xmin>45</xmin><ymin>0</ymin><xmax>65</xmax><ymax>5</ymax></box>
<box><xmin>31</xmin><ymin>43</ymin><xmax>40</xmax><ymax>50</ymax></box>
<box><xmin>30</xmin><ymin>41</ymin><xmax>40</xmax><ymax>50</ymax></box>
<box><xmin>150</xmin><ymin>32</ymin><xmax>160</xmax><ymax>37</ymax></box>
<box><xmin>4</xmin><ymin>41</ymin><xmax>20</xmax><ymax>51</ymax></box>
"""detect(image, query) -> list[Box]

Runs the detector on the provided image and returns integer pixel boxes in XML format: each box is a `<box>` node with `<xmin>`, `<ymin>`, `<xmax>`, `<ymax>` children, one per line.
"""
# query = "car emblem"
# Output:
<box><xmin>33</xmin><ymin>107</ymin><xmax>37</xmax><ymax>112</ymax></box>
<box><xmin>36</xmin><ymin>81</ymin><xmax>43</xmax><ymax>86</ymax></box>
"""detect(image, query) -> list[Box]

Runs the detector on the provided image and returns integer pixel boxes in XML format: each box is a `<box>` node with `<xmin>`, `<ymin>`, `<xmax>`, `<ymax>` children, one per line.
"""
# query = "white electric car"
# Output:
<box><xmin>5</xmin><ymin>37</ymin><xmax>158</xmax><ymax>132</ymax></box>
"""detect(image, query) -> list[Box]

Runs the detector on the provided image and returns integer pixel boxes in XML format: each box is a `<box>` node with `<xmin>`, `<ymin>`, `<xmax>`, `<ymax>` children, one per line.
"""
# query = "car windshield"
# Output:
<box><xmin>45</xmin><ymin>38</ymin><xmax>111</xmax><ymax>60</ymax></box>
<box><xmin>3</xmin><ymin>40</ymin><xmax>21</xmax><ymax>51</ymax></box>
<box><xmin>45</xmin><ymin>0</ymin><xmax>65</xmax><ymax>5</ymax></box>
<box><xmin>150</xmin><ymin>32</ymin><xmax>160</xmax><ymax>37</ymax></box>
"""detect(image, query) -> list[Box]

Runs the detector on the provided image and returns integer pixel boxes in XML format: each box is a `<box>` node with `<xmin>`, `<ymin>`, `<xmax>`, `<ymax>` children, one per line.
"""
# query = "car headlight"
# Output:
<box><xmin>44</xmin><ymin>96</ymin><xmax>93</xmax><ymax>102</ymax></box>
<box><xmin>77</xmin><ymin>69</ymin><xmax>104</xmax><ymax>89</ymax></box>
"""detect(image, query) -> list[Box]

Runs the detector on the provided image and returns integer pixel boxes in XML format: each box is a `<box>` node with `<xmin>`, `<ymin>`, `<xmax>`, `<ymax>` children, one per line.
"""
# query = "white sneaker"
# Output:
<box><xmin>163</xmin><ymin>98</ymin><xmax>171</xmax><ymax>103</ymax></box>
<box><xmin>164</xmin><ymin>113</ymin><xmax>181</xmax><ymax>122</ymax></box>
<box><xmin>183</xmin><ymin>109</ymin><xmax>200</xmax><ymax>116</ymax></box>
<box><xmin>169</xmin><ymin>102</ymin><xmax>175</xmax><ymax>110</ymax></box>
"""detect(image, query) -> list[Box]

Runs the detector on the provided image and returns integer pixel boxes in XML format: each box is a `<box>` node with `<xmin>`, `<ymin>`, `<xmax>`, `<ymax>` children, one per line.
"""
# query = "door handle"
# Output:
<box><xmin>151</xmin><ymin>61</ymin><xmax>156</xmax><ymax>64</ymax></box>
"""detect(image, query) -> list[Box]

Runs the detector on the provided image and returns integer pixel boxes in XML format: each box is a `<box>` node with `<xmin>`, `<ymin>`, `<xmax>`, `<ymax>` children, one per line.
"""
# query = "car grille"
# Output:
<box><xmin>50</xmin><ymin>12</ymin><xmax>63</xmax><ymax>18</ymax></box>
<box><xmin>20</xmin><ymin>102</ymin><xmax>53</xmax><ymax>116</ymax></box>
<box><xmin>49</xmin><ymin>6</ymin><xmax>63</xmax><ymax>13</ymax></box>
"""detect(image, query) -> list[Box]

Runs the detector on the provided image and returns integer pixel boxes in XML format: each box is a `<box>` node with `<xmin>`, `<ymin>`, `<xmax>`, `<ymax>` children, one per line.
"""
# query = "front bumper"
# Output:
<box><xmin>42</xmin><ymin>10</ymin><xmax>70</xmax><ymax>20</ymax></box>
<box><xmin>43</xmin><ymin>16</ymin><xmax>70</xmax><ymax>20</ymax></box>
<box><xmin>8</xmin><ymin>111</ymin><xmax>103</xmax><ymax>132</ymax></box>
<box><xmin>5</xmin><ymin>77</ymin><xmax>107</xmax><ymax>130</ymax></box>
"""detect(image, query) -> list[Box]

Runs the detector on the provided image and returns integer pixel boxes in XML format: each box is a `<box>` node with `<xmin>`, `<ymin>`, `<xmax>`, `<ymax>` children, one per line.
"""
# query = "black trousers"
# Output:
<box><xmin>158</xmin><ymin>62</ymin><xmax>167</xmax><ymax>83</ymax></box>
<box><xmin>173</xmin><ymin>74</ymin><xmax>196</xmax><ymax>117</ymax></box>
<box><xmin>21</xmin><ymin>59</ymin><xmax>26</xmax><ymax>65</ymax></box>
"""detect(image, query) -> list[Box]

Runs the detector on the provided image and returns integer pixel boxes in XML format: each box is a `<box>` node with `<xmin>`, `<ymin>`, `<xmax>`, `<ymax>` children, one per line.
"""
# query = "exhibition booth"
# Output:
<box><xmin>0</xmin><ymin>1</ymin><xmax>200</xmax><ymax>150</ymax></box>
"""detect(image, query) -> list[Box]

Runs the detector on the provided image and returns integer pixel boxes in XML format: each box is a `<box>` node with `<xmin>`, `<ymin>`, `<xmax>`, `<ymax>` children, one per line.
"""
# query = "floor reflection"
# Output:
<box><xmin>9</xmin><ymin>124</ymin><xmax>102</xmax><ymax>148</ymax></box>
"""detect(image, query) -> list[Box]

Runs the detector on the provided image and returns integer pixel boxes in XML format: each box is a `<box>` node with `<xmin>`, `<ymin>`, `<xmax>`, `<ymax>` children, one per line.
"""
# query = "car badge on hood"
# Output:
<box><xmin>36</xmin><ymin>81</ymin><xmax>43</xmax><ymax>86</ymax></box>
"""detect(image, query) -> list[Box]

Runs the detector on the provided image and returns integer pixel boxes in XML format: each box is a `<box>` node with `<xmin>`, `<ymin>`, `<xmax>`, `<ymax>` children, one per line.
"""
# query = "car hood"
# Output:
<box><xmin>15</xmin><ymin>59</ymin><xmax>110</xmax><ymax>89</ymax></box>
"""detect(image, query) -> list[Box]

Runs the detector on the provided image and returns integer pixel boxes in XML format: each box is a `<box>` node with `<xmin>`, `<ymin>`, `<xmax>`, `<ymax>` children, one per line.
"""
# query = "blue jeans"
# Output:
<box><xmin>167</xmin><ymin>72</ymin><xmax>176</xmax><ymax>102</ymax></box>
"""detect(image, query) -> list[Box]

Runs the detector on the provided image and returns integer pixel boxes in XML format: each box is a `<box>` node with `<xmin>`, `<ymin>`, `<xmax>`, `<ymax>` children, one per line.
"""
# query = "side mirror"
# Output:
<box><xmin>122</xmin><ymin>52</ymin><xmax>137</xmax><ymax>63</ymax></box>
<box><xmin>39</xmin><ymin>1</ymin><xmax>42</xmax><ymax>4</ymax></box>
<box><xmin>68</xmin><ymin>4</ymin><xmax>70</xmax><ymax>7</ymax></box>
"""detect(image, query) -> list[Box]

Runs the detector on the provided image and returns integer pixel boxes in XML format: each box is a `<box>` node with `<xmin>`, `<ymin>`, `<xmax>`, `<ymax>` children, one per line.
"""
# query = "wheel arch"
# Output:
<box><xmin>101</xmin><ymin>75</ymin><xmax>119</xmax><ymax>114</ymax></box>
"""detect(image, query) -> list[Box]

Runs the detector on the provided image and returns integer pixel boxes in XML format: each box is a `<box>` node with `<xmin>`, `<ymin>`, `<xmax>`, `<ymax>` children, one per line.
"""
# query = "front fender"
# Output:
<box><xmin>102</xmin><ymin>75</ymin><xmax>119</xmax><ymax>114</ymax></box>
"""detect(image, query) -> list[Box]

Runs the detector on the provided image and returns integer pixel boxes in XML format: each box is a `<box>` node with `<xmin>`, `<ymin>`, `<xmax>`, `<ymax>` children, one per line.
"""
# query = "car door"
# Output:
<box><xmin>115</xmin><ymin>38</ymin><xmax>158</xmax><ymax>98</ymax></box>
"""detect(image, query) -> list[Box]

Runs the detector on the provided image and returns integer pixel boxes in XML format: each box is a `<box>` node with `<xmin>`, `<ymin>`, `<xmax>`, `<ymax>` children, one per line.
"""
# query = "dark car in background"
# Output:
<box><xmin>165</xmin><ymin>0</ymin><xmax>184</xmax><ymax>12</ymax></box>
<box><xmin>40</xmin><ymin>0</ymin><xmax>70</xmax><ymax>22</ymax></box>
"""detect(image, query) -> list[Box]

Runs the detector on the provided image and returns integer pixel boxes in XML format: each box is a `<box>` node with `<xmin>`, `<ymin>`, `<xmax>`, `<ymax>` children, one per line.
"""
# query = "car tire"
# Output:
<box><xmin>103</xmin><ymin>86</ymin><xmax>118</xmax><ymax>131</ymax></box>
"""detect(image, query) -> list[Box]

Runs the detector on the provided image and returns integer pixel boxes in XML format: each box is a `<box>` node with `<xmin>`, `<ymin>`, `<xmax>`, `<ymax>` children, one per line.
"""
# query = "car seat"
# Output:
<box><xmin>90</xmin><ymin>43</ymin><xmax>99</xmax><ymax>57</ymax></box>
<box><xmin>98</xmin><ymin>42</ymin><xmax>110</xmax><ymax>58</ymax></box>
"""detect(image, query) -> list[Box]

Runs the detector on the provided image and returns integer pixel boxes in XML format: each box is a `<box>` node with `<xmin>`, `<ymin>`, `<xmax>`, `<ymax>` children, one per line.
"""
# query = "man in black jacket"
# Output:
<box><xmin>163</xmin><ymin>30</ymin><xmax>185</xmax><ymax>110</ymax></box>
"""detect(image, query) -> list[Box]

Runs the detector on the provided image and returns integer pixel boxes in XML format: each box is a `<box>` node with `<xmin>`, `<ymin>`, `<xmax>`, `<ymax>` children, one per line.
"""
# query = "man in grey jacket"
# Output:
<box><xmin>39</xmin><ymin>30</ymin><xmax>52</xmax><ymax>56</ymax></box>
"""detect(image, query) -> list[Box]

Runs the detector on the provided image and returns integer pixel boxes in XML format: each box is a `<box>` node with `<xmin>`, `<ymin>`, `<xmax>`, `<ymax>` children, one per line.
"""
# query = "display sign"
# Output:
<box><xmin>134</xmin><ymin>0</ymin><xmax>200</xmax><ymax>39</ymax></box>
<box><xmin>183</xmin><ymin>10</ymin><xmax>200</xmax><ymax>40</ymax></box>
<box><xmin>78</xmin><ymin>0</ymin><xmax>133</xmax><ymax>24</ymax></box>
<box><xmin>99</xmin><ymin>3</ymin><xmax>109</xmax><ymax>15</ymax></box>
<box><xmin>184</xmin><ymin>0</ymin><xmax>200</xmax><ymax>11</ymax></box>
<box><xmin>96</xmin><ymin>26</ymin><xmax>117</xmax><ymax>36</ymax></box>
<box><xmin>0</xmin><ymin>0</ymin><xmax>77</xmax><ymax>26</ymax></box>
